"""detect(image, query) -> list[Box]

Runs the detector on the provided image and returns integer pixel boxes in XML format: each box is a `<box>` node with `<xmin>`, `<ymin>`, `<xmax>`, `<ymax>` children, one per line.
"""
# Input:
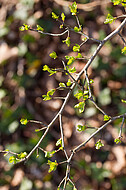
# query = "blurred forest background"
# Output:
<box><xmin>0</xmin><ymin>0</ymin><xmax>126</xmax><ymax>189</ymax></box>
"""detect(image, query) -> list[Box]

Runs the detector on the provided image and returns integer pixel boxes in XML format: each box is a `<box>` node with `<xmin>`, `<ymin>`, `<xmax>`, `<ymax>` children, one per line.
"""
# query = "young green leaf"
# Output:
<box><xmin>37</xmin><ymin>25</ymin><xmax>44</xmax><ymax>31</ymax></box>
<box><xmin>77</xmin><ymin>125</ymin><xmax>86</xmax><ymax>132</ymax></box>
<box><xmin>104</xmin><ymin>13</ymin><xmax>116</xmax><ymax>24</ymax></box>
<box><xmin>74</xmin><ymin>90</ymin><xmax>83</xmax><ymax>100</ymax></box>
<box><xmin>52</xmin><ymin>12</ymin><xmax>59</xmax><ymax>19</ymax></box>
<box><xmin>42</xmin><ymin>95</ymin><xmax>51</xmax><ymax>101</ymax></box>
<box><xmin>9</xmin><ymin>156</ymin><xmax>19</xmax><ymax>164</ymax></box>
<box><xmin>61</xmin><ymin>12</ymin><xmax>65</xmax><ymax>22</ymax></box>
<box><xmin>4</xmin><ymin>149</ymin><xmax>9</xmax><ymax>157</ymax></box>
<box><xmin>66</xmin><ymin>79</ymin><xmax>72</xmax><ymax>86</ymax></box>
<box><xmin>45</xmin><ymin>151</ymin><xmax>56</xmax><ymax>158</ymax></box>
<box><xmin>89</xmin><ymin>79</ymin><xmax>94</xmax><ymax>84</ymax></box>
<box><xmin>47</xmin><ymin>89</ymin><xmax>56</xmax><ymax>96</ymax></box>
<box><xmin>48</xmin><ymin>160</ymin><xmax>58</xmax><ymax>173</ymax></box>
<box><xmin>75</xmin><ymin>53</ymin><xmax>82</xmax><ymax>59</ymax></box>
<box><xmin>42</xmin><ymin>89</ymin><xmax>55</xmax><ymax>101</ymax></box>
<box><xmin>114</xmin><ymin>138</ymin><xmax>121</xmax><ymax>144</ymax></box>
<box><xmin>74</xmin><ymin>101</ymin><xmax>85</xmax><ymax>113</ymax></box>
<box><xmin>73</xmin><ymin>44</ymin><xmax>80</xmax><ymax>52</ymax></box>
<box><xmin>19</xmin><ymin>24</ymin><xmax>30</xmax><ymax>31</ymax></box>
<box><xmin>20</xmin><ymin>118</ymin><xmax>28</xmax><ymax>125</ymax></box>
<box><xmin>18</xmin><ymin>152</ymin><xmax>27</xmax><ymax>159</ymax></box>
<box><xmin>104</xmin><ymin>115</ymin><xmax>111</xmax><ymax>121</ymax></box>
<box><xmin>111</xmin><ymin>0</ymin><xmax>125</xmax><ymax>6</ymax></box>
<box><xmin>74</xmin><ymin>26</ymin><xmax>81</xmax><ymax>32</ymax></box>
<box><xmin>19</xmin><ymin>26</ymin><xmax>26</xmax><ymax>31</ymax></box>
<box><xmin>56</xmin><ymin>138</ymin><xmax>62</xmax><ymax>147</ymax></box>
<box><xmin>59</xmin><ymin>83</ymin><xmax>66</xmax><ymax>88</ymax></box>
<box><xmin>43</xmin><ymin>65</ymin><xmax>57</xmax><ymax>76</ymax></box>
<box><xmin>95</xmin><ymin>140</ymin><xmax>104</xmax><ymax>150</ymax></box>
<box><xmin>69</xmin><ymin>2</ymin><xmax>78</xmax><ymax>15</ymax></box>
<box><xmin>66</xmin><ymin>66</ymin><xmax>76</xmax><ymax>73</ymax></box>
<box><xmin>121</xmin><ymin>46</ymin><xmax>126</xmax><ymax>54</ymax></box>
<box><xmin>121</xmin><ymin>99</ymin><xmax>126</xmax><ymax>103</ymax></box>
<box><xmin>65</xmin><ymin>56</ymin><xmax>75</xmax><ymax>65</ymax></box>
<box><xmin>49</xmin><ymin>51</ymin><xmax>57</xmax><ymax>59</ymax></box>
<box><xmin>62</xmin><ymin>37</ymin><xmax>71</xmax><ymax>47</ymax></box>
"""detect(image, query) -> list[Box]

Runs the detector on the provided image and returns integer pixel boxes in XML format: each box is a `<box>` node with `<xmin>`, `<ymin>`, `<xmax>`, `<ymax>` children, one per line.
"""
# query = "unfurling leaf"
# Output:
<box><xmin>59</xmin><ymin>83</ymin><xmax>66</xmax><ymax>88</ymax></box>
<box><xmin>104</xmin><ymin>13</ymin><xmax>116</xmax><ymax>24</ymax></box>
<box><xmin>104</xmin><ymin>115</ymin><xmax>111</xmax><ymax>121</ymax></box>
<box><xmin>111</xmin><ymin>0</ymin><xmax>126</xmax><ymax>6</ymax></box>
<box><xmin>20</xmin><ymin>118</ymin><xmax>28</xmax><ymax>125</ymax></box>
<box><xmin>74</xmin><ymin>90</ymin><xmax>83</xmax><ymax>100</ymax></box>
<box><xmin>69</xmin><ymin>2</ymin><xmax>78</xmax><ymax>15</ymax></box>
<box><xmin>52</xmin><ymin>12</ymin><xmax>59</xmax><ymax>19</ymax></box>
<box><xmin>75</xmin><ymin>53</ymin><xmax>82</xmax><ymax>58</ymax></box>
<box><xmin>56</xmin><ymin>138</ymin><xmax>62</xmax><ymax>147</ymax></box>
<box><xmin>18</xmin><ymin>152</ymin><xmax>27</xmax><ymax>159</ymax></box>
<box><xmin>43</xmin><ymin>65</ymin><xmax>57</xmax><ymax>76</ymax></box>
<box><xmin>121</xmin><ymin>99</ymin><xmax>126</xmax><ymax>103</ymax></box>
<box><xmin>77</xmin><ymin>125</ymin><xmax>86</xmax><ymax>132</ymax></box>
<box><xmin>66</xmin><ymin>79</ymin><xmax>72</xmax><ymax>86</ymax></box>
<box><xmin>89</xmin><ymin>79</ymin><xmax>94</xmax><ymax>84</ymax></box>
<box><xmin>121</xmin><ymin>46</ymin><xmax>126</xmax><ymax>54</ymax></box>
<box><xmin>62</xmin><ymin>37</ymin><xmax>71</xmax><ymax>47</ymax></box>
<box><xmin>66</xmin><ymin>66</ymin><xmax>76</xmax><ymax>73</ymax></box>
<box><xmin>73</xmin><ymin>44</ymin><xmax>80</xmax><ymax>52</ymax></box>
<box><xmin>19</xmin><ymin>24</ymin><xmax>30</xmax><ymax>31</ymax></box>
<box><xmin>49</xmin><ymin>51</ymin><xmax>57</xmax><ymax>59</ymax></box>
<box><xmin>37</xmin><ymin>25</ymin><xmax>44</xmax><ymax>31</ymax></box>
<box><xmin>42</xmin><ymin>89</ymin><xmax>56</xmax><ymax>101</ymax></box>
<box><xmin>65</xmin><ymin>56</ymin><xmax>75</xmax><ymax>65</ymax></box>
<box><xmin>48</xmin><ymin>160</ymin><xmax>58</xmax><ymax>173</ymax></box>
<box><xmin>95</xmin><ymin>140</ymin><xmax>104</xmax><ymax>149</ymax></box>
<box><xmin>114</xmin><ymin>138</ymin><xmax>121</xmax><ymax>144</ymax></box>
<box><xmin>61</xmin><ymin>12</ymin><xmax>65</xmax><ymax>22</ymax></box>
<box><xmin>74</xmin><ymin>26</ymin><xmax>81</xmax><ymax>32</ymax></box>
<box><xmin>45</xmin><ymin>150</ymin><xmax>56</xmax><ymax>158</ymax></box>
<box><xmin>74</xmin><ymin>101</ymin><xmax>85</xmax><ymax>113</ymax></box>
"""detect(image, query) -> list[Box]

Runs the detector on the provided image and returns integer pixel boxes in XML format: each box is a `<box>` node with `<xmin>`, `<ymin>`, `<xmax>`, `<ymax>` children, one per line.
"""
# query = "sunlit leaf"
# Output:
<box><xmin>37</xmin><ymin>25</ymin><xmax>44</xmax><ymax>31</ymax></box>
<box><xmin>61</xmin><ymin>12</ymin><xmax>65</xmax><ymax>22</ymax></box>
<box><xmin>104</xmin><ymin>115</ymin><xmax>111</xmax><ymax>121</ymax></box>
<box><xmin>65</xmin><ymin>56</ymin><xmax>75</xmax><ymax>65</ymax></box>
<box><xmin>104</xmin><ymin>13</ymin><xmax>116</xmax><ymax>24</ymax></box>
<box><xmin>18</xmin><ymin>152</ymin><xmax>27</xmax><ymax>159</ymax></box>
<box><xmin>121</xmin><ymin>46</ymin><xmax>126</xmax><ymax>54</ymax></box>
<box><xmin>114</xmin><ymin>138</ymin><xmax>121</xmax><ymax>144</ymax></box>
<box><xmin>59</xmin><ymin>83</ymin><xmax>66</xmax><ymax>87</ymax></box>
<box><xmin>69</xmin><ymin>2</ymin><xmax>78</xmax><ymax>15</ymax></box>
<box><xmin>95</xmin><ymin>140</ymin><xmax>104</xmax><ymax>149</ymax></box>
<box><xmin>52</xmin><ymin>12</ymin><xmax>59</xmax><ymax>19</ymax></box>
<box><xmin>121</xmin><ymin>99</ymin><xmax>126</xmax><ymax>103</ymax></box>
<box><xmin>66</xmin><ymin>79</ymin><xmax>72</xmax><ymax>86</ymax></box>
<box><xmin>49</xmin><ymin>51</ymin><xmax>57</xmax><ymax>59</ymax></box>
<box><xmin>62</xmin><ymin>37</ymin><xmax>71</xmax><ymax>47</ymax></box>
<box><xmin>20</xmin><ymin>118</ymin><xmax>28</xmax><ymax>125</ymax></box>
<box><xmin>75</xmin><ymin>53</ymin><xmax>82</xmax><ymax>58</ymax></box>
<box><xmin>56</xmin><ymin>138</ymin><xmax>62</xmax><ymax>147</ymax></box>
<box><xmin>43</xmin><ymin>65</ymin><xmax>57</xmax><ymax>76</ymax></box>
<box><xmin>77</xmin><ymin>125</ymin><xmax>86</xmax><ymax>132</ymax></box>
<box><xmin>45</xmin><ymin>151</ymin><xmax>56</xmax><ymax>158</ymax></box>
<box><xmin>74</xmin><ymin>101</ymin><xmax>85</xmax><ymax>113</ymax></box>
<box><xmin>73</xmin><ymin>44</ymin><xmax>80</xmax><ymax>52</ymax></box>
<box><xmin>66</xmin><ymin>66</ymin><xmax>76</xmax><ymax>73</ymax></box>
<box><xmin>48</xmin><ymin>160</ymin><xmax>58</xmax><ymax>173</ymax></box>
<box><xmin>74</xmin><ymin>26</ymin><xmax>81</xmax><ymax>32</ymax></box>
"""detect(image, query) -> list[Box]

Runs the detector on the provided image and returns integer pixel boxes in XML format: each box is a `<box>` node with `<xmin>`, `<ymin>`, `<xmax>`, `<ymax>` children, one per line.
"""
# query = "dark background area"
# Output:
<box><xmin>0</xmin><ymin>0</ymin><xmax>126</xmax><ymax>189</ymax></box>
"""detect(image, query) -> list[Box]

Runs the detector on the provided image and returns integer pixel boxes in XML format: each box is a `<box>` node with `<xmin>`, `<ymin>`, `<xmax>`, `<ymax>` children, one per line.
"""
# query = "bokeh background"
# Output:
<box><xmin>0</xmin><ymin>0</ymin><xmax>126</xmax><ymax>189</ymax></box>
